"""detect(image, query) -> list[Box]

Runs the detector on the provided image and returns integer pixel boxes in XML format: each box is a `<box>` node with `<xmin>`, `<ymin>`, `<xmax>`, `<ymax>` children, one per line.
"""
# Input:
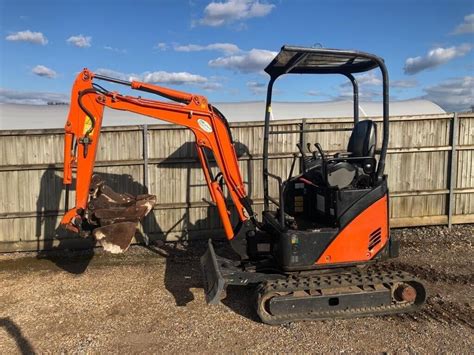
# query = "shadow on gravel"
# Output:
<box><xmin>0</xmin><ymin>317</ymin><xmax>35</xmax><ymax>355</ymax></box>
<box><xmin>144</xmin><ymin>240</ymin><xmax>207</xmax><ymax>306</ymax></box>
<box><xmin>143</xmin><ymin>239</ymin><xmax>260</xmax><ymax>322</ymax></box>
<box><xmin>36</xmin><ymin>244</ymin><xmax>94</xmax><ymax>275</ymax></box>
<box><xmin>221</xmin><ymin>285</ymin><xmax>261</xmax><ymax>322</ymax></box>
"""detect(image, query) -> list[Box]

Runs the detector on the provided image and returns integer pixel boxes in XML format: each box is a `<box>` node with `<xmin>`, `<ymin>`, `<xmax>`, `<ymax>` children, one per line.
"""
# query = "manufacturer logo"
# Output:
<box><xmin>198</xmin><ymin>119</ymin><xmax>213</xmax><ymax>133</ymax></box>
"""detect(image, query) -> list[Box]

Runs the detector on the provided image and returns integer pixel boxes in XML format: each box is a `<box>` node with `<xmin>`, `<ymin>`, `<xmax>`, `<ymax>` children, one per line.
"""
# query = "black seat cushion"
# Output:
<box><xmin>347</xmin><ymin>120</ymin><xmax>377</xmax><ymax>158</ymax></box>
<box><xmin>326</xmin><ymin>162</ymin><xmax>356</xmax><ymax>188</ymax></box>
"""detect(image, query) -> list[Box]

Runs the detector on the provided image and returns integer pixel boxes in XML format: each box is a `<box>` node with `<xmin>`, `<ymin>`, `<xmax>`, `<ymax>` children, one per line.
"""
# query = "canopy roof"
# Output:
<box><xmin>265</xmin><ymin>45</ymin><xmax>383</xmax><ymax>77</ymax></box>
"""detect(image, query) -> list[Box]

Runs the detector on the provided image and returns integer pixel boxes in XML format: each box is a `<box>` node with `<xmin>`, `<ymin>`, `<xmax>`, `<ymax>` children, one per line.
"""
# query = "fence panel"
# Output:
<box><xmin>0</xmin><ymin>113</ymin><xmax>472</xmax><ymax>252</ymax></box>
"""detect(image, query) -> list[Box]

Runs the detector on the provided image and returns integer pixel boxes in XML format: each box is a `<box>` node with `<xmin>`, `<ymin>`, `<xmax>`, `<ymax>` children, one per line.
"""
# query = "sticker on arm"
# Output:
<box><xmin>198</xmin><ymin>118</ymin><xmax>213</xmax><ymax>133</ymax></box>
<box><xmin>83</xmin><ymin>116</ymin><xmax>94</xmax><ymax>135</ymax></box>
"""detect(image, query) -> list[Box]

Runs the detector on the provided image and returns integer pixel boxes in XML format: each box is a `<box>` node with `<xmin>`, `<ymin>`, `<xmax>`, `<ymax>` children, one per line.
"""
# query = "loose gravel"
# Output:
<box><xmin>0</xmin><ymin>224</ymin><xmax>473</xmax><ymax>353</ymax></box>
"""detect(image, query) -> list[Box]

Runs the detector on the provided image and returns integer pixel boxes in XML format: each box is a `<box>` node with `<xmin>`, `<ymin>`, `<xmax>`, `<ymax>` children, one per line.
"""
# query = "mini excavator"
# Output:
<box><xmin>61</xmin><ymin>46</ymin><xmax>426</xmax><ymax>324</ymax></box>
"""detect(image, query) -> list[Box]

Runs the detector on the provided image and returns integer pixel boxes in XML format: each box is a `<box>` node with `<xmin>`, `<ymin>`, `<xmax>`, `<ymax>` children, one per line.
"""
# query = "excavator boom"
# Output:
<box><xmin>61</xmin><ymin>69</ymin><xmax>253</xmax><ymax>252</ymax></box>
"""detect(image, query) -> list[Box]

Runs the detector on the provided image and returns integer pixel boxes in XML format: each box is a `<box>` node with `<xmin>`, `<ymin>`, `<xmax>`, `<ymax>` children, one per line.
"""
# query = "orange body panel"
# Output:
<box><xmin>316</xmin><ymin>195</ymin><xmax>389</xmax><ymax>265</ymax></box>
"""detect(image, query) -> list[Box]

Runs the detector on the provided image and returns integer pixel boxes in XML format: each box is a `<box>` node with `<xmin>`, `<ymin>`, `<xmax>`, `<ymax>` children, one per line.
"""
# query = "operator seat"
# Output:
<box><xmin>317</xmin><ymin>120</ymin><xmax>377</xmax><ymax>189</ymax></box>
<box><xmin>347</xmin><ymin>119</ymin><xmax>377</xmax><ymax>174</ymax></box>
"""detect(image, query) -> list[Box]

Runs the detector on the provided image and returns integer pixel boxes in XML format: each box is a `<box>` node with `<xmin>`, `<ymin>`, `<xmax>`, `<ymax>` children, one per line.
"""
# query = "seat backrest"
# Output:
<box><xmin>347</xmin><ymin>120</ymin><xmax>377</xmax><ymax>157</ymax></box>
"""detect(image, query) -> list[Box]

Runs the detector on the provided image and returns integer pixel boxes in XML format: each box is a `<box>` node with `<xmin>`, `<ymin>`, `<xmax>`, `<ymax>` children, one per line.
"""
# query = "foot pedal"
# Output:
<box><xmin>200</xmin><ymin>239</ymin><xmax>226</xmax><ymax>305</ymax></box>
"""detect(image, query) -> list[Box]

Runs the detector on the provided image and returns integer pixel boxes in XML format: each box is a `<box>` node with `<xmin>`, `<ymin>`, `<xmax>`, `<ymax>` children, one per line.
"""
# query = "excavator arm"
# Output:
<box><xmin>61</xmin><ymin>69</ymin><xmax>254</xmax><ymax>253</ymax></box>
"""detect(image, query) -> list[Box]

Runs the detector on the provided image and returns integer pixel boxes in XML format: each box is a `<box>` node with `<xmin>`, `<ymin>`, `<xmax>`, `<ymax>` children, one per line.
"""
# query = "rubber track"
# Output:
<box><xmin>256</xmin><ymin>267</ymin><xmax>426</xmax><ymax>325</ymax></box>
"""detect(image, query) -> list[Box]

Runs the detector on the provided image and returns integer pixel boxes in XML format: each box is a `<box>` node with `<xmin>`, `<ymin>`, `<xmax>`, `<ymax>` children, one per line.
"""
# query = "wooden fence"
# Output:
<box><xmin>0</xmin><ymin>112</ymin><xmax>473</xmax><ymax>252</ymax></box>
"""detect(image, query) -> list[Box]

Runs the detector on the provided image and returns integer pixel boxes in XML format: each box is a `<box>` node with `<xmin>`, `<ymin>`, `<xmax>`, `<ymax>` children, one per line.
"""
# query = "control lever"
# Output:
<box><xmin>296</xmin><ymin>143</ymin><xmax>310</xmax><ymax>172</ymax></box>
<box><xmin>296</xmin><ymin>143</ymin><xmax>306</xmax><ymax>157</ymax></box>
<box><xmin>308</xmin><ymin>142</ymin><xmax>322</xmax><ymax>160</ymax></box>
<box><xmin>314</xmin><ymin>143</ymin><xmax>326</xmax><ymax>160</ymax></box>
<box><xmin>314</xmin><ymin>143</ymin><xmax>327</xmax><ymax>184</ymax></box>
<box><xmin>287</xmin><ymin>153</ymin><xmax>299</xmax><ymax>181</ymax></box>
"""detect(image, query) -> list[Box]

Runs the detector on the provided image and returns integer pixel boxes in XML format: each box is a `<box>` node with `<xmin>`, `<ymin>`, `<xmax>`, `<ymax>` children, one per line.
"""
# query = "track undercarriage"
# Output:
<box><xmin>201</xmin><ymin>240</ymin><xmax>426</xmax><ymax>325</ymax></box>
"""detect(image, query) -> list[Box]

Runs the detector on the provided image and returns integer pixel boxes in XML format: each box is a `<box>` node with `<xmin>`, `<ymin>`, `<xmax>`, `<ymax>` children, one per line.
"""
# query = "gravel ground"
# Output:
<box><xmin>1</xmin><ymin>225</ymin><xmax>473</xmax><ymax>353</ymax></box>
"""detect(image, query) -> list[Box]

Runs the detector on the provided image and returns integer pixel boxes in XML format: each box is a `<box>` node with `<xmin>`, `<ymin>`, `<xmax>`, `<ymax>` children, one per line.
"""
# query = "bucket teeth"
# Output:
<box><xmin>86</xmin><ymin>176</ymin><xmax>157</xmax><ymax>253</ymax></box>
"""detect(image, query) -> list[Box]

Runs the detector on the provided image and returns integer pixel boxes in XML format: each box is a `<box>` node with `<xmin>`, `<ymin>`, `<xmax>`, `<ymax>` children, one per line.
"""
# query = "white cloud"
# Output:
<box><xmin>404</xmin><ymin>44</ymin><xmax>472</xmax><ymax>75</ymax></box>
<box><xmin>356</xmin><ymin>72</ymin><xmax>382</xmax><ymax>86</ymax></box>
<box><xmin>95</xmin><ymin>68</ymin><xmax>214</xmax><ymax>86</ymax></box>
<box><xmin>246</xmin><ymin>81</ymin><xmax>266</xmax><ymax>94</ymax></box>
<box><xmin>94</xmin><ymin>68</ymin><xmax>136</xmax><ymax>81</ymax></box>
<box><xmin>32</xmin><ymin>65</ymin><xmax>57</xmax><ymax>79</ymax></box>
<box><xmin>208</xmin><ymin>48</ymin><xmax>277</xmax><ymax>73</ymax></box>
<box><xmin>5</xmin><ymin>30</ymin><xmax>48</xmax><ymax>45</ymax></box>
<box><xmin>337</xmin><ymin>89</ymin><xmax>380</xmax><ymax>101</ymax></box>
<box><xmin>307</xmin><ymin>90</ymin><xmax>320</xmax><ymax>97</ymax></box>
<box><xmin>337</xmin><ymin>72</ymin><xmax>382</xmax><ymax>100</ymax></box>
<box><xmin>451</xmin><ymin>13</ymin><xmax>474</xmax><ymax>35</ymax></box>
<box><xmin>142</xmin><ymin>71</ymin><xmax>207</xmax><ymax>85</ymax></box>
<box><xmin>154</xmin><ymin>42</ymin><xmax>168</xmax><ymax>50</ymax></box>
<box><xmin>341</xmin><ymin>73</ymin><xmax>417</xmax><ymax>90</ymax></box>
<box><xmin>104</xmin><ymin>46</ymin><xmax>127</xmax><ymax>53</ymax></box>
<box><xmin>174</xmin><ymin>42</ymin><xmax>240</xmax><ymax>54</ymax></box>
<box><xmin>340</xmin><ymin>72</ymin><xmax>382</xmax><ymax>88</ymax></box>
<box><xmin>0</xmin><ymin>88</ymin><xmax>68</xmax><ymax>105</ymax></box>
<box><xmin>67</xmin><ymin>34</ymin><xmax>92</xmax><ymax>48</ymax></box>
<box><xmin>198</xmin><ymin>0</ymin><xmax>275</xmax><ymax>27</ymax></box>
<box><xmin>337</xmin><ymin>75</ymin><xmax>417</xmax><ymax>100</ymax></box>
<box><xmin>201</xmin><ymin>82</ymin><xmax>223</xmax><ymax>91</ymax></box>
<box><xmin>391</xmin><ymin>79</ymin><xmax>418</xmax><ymax>88</ymax></box>
<box><xmin>422</xmin><ymin>76</ymin><xmax>474</xmax><ymax>112</ymax></box>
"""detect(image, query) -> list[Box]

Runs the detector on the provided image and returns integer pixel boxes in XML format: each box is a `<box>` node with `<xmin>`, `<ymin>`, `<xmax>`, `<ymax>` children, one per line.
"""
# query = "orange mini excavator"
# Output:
<box><xmin>60</xmin><ymin>46</ymin><xmax>426</xmax><ymax>324</ymax></box>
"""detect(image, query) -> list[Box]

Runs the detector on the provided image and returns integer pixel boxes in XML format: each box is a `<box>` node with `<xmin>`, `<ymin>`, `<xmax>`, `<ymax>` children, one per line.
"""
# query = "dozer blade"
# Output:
<box><xmin>200</xmin><ymin>239</ymin><xmax>227</xmax><ymax>304</ymax></box>
<box><xmin>93</xmin><ymin>221</ymin><xmax>137</xmax><ymax>254</ymax></box>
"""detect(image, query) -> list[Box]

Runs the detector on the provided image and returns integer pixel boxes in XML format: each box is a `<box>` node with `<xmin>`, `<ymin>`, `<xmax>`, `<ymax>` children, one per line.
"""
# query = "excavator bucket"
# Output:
<box><xmin>93</xmin><ymin>222</ymin><xmax>138</xmax><ymax>253</ymax></box>
<box><xmin>86</xmin><ymin>175</ymin><xmax>156</xmax><ymax>253</ymax></box>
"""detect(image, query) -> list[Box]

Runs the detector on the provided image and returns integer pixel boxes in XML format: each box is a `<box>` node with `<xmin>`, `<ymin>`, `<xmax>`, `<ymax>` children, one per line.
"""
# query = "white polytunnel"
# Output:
<box><xmin>0</xmin><ymin>99</ymin><xmax>445</xmax><ymax>130</ymax></box>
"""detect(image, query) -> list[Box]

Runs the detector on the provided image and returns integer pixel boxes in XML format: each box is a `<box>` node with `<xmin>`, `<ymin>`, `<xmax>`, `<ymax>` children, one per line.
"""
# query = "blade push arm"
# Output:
<box><xmin>62</xmin><ymin>69</ymin><xmax>253</xmax><ymax>240</ymax></box>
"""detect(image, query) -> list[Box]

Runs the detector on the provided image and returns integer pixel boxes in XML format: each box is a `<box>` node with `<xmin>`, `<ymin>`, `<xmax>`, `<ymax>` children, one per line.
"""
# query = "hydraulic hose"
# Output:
<box><xmin>77</xmin><ymin>88</ymin><xmax>98</xmax><ymax>138</ymax></box>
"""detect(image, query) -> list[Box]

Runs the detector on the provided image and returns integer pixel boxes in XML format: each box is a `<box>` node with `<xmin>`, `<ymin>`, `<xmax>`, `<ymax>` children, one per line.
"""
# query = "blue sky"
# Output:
<box><xmin>0</xmin><ymin>0</ymin><xmax>473</xmax><ymax>111</ymax></box>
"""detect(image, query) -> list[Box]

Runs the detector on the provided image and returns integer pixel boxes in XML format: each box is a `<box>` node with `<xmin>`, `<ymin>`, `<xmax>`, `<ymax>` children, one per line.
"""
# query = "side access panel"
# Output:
<box><xmin>316</xmin><ymin>194</ymin><xmax>389</xmax><ymax>265</ymax></box>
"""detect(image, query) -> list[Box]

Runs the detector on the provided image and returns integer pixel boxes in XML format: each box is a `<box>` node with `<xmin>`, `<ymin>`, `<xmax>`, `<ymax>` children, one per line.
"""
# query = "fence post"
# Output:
<box><xmin>447</xmin><ymin>112</ymin><xmax>458</xmax><ymax>229</ymax></box>
<box><xmin>142</xmin><ymin>124</ymin><xmax>149</xmax><ymax>193</ymax></box>
<box><xmin>299</xmin><ymin>119</ymin><xmax>307</xmax><ymax>172</ymax></box>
